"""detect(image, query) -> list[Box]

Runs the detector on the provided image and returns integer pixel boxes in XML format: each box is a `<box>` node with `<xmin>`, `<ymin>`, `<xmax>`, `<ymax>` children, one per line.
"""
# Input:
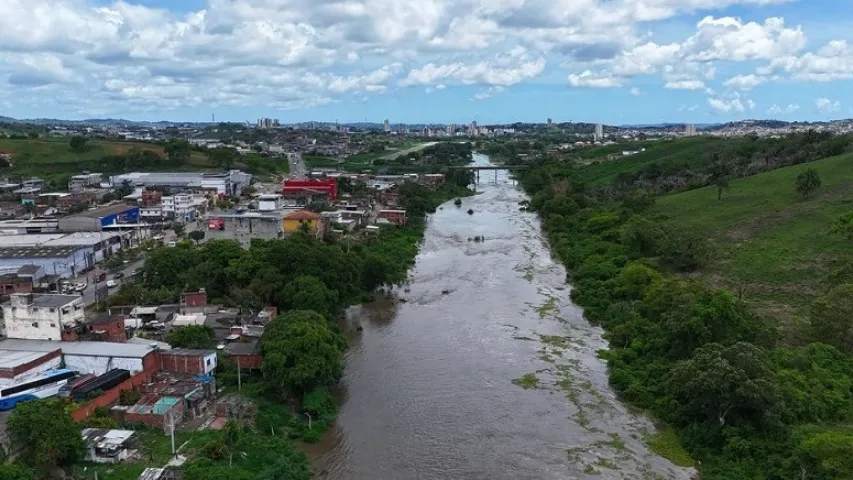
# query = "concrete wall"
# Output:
<box><xmin>65</xmin><ymin>354</ymin><xmax>144</xmax><ymax>376</ymax></box>
<box><xmin>203</xmin><ymin>217</ymin><xmax>283</xmax><ymax>246</ymax></box>
<box><xmin>58</xmin><ymin>216</ymin><xmax>101</xmax><ymax>232</ymax></box>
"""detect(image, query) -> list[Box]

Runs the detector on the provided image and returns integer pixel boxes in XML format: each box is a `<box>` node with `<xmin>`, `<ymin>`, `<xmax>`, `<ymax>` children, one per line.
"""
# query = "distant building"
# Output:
<box><xmin>1</xmin><ymin>293</ymin><xmax>85</xmax><ymax>341</ymax></box>
<box><xmin>69</xmin><ymin>173</ymin><xmax>103</xmax><ymax>193</ymax></box>
<box><xmin>108</xmin><ymin>171</ymin><xmax>251</xmax><ymax>197</ymax></box>
<box><xmin>594</xmin><ymin>123</ymin><xmax>604</xmax><ymax>141</ymax></box>
<box><xmin>383</xmin><ymin>119</ymin><xmax>391</xmax><ymax>133</ymax></box>
<box><xmin>161</xmin><ymin>194</ymin><xmax>195</xmax><ymax>223</ymax></box>
<box><xmin>378</xmin><ymin>209</ymin><xmax>408</xmax><ymax>226</ymax></box>
<box><xmin>282</xmin><ymin>178</ymin><xmax>338</xmax><ymax>201</ymax></box>
<box><xmin>58</xmin><ymin>204</ymin><xmax>140</xmax><ymax>232</ymax></box>
<box><xmin>685</xmin><ymin>124</ymin><xmax>698</xmax><ymax>136</ymax></box>
<box><xmin>159</xmin><ymin>349</ymin><xmax>218</xmax><ymax>375</ymax></box>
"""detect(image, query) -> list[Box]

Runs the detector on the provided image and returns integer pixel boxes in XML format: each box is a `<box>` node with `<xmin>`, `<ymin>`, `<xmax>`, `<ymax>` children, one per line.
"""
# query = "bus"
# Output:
<box><xmin>0</xmin><ymin>369</ymin><xmax>77</xmax><ymax>411</ymax></box>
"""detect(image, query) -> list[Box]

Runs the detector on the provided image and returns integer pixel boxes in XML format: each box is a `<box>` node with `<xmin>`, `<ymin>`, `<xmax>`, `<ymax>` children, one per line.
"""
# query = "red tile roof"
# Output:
<box><xmin>284</xmin><ymin>210</ymin><xmax>322</xmax><ymax>221</ymax></box>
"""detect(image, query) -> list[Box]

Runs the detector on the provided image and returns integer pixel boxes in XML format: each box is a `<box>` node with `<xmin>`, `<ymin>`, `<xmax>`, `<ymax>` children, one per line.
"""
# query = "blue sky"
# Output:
<box><xmin>2</xmin><ymin>0</ymin><xmax>852</xmax><ymax>125</ymax></box>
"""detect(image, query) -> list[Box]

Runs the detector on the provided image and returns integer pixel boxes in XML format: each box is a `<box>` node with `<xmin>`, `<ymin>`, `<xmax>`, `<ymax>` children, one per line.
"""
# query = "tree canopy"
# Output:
<box><xmin>166</xmin><ymin>325</ymin><xmax>216</xmax><ymax>349</ymax></box>
<box><xmin>7</xmin><ymin>399</ymin><xmax>85</xmax><ymax>475</ymax></box>
<box><xmin>795</xmin><ymin>168</ymin><xmax>822</xmax><ymax>199</ymax></box>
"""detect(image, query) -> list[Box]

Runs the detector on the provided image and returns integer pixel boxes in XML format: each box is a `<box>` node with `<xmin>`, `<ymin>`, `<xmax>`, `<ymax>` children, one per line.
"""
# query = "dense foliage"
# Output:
<box><xmin>166</xmin><ymin>325</ymin><xmax>216</xmax><ymax>349</ymax></box>
<box><xmin>7</xmin><ymin>399</ymin><xmax>85</xmax><ymax>476</ymax></box>
<box><xmin>518</xmin><ymin>157</ymin><xmax>853</xmax><ymax>479</ymax></box>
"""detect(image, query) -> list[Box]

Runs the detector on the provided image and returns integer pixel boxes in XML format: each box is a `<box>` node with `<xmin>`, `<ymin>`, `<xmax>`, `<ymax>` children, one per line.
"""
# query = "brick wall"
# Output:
<box><xmin>232</xmin><ymin>352</ymin><xmax>263</xmax><ymax>370</ymax></box>
<box><xmin>71</xmin><ymin>369</ymin><xmax>152</xmax><ymax>422</ymax></box>
<box><xmin>86</xmin><ymin>317</ymin><xmax>127</xmax><ymax>343</ymax></box>
<box><xmin>159</xmin><ymin>352</ymin><xmax>207</xmax><ymax>375</ymax></box>
<box><xmin>181</xmin><ymin>291</ymin><xmax>208</xmax><ymax>308</ymax></box>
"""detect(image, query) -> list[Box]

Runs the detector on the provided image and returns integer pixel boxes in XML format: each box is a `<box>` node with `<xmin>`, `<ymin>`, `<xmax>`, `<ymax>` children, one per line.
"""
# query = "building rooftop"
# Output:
<box><xmin>0</xmin><ymin>246</ymin><xmax>79</xmax><ymax>259</ymax></box>
<box><xmin>82</xmin><ymin>428</ymin><xmax>135</xmax><ymax>447</ymax></box>
<box><xmin>0</xmin><ymin>338</ymin><xmax>157</xmax><ymax>359</ymax></box>
<box><xmin>87</xmin><ymin>314</ymin><xmax>124</xmax><ymax>326</ymax></box>
<box><xmin>23</xmin><ymin>293</ymin><xmax>82</xmax><ymax>309</ymax></box>
<box><xmin>224</xmin><ymin>341</ymin><xmax>259</xmax><ymax>356</ymax></box>
<box><xmin>284</xmin><ymin>210</ymin><xmax>322</xmax><ymax>221</ymax></box>
<box><xmin>0</xmin><ymin>349</ymin><xmax>59</xmax><ymax>370</ymax></box>
<box><xmin>0</xmin><ymin>232</ymin><xmax>124</xmax><ymax>248</ymax></box>
<box><xmin>69</xmin><ymin>204</ymin><xmax>138</xmax><ymax>219</ymax></box>
<box><xmin>16</xmin><ymin>265</ymin><xmax>41</xmax><ymax>275</ymax></box>
<box><xmin>162</xmin><ymin>348</ymin><xmax>214</xmax><ymax>357</ymax></box>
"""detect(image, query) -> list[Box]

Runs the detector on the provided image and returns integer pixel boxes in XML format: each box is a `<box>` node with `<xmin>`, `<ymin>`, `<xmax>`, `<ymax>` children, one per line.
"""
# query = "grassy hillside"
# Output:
<box><xmin>577</xmin><ymin>136</ymin><xmax>724</xmax><ymax>185</ymax></box>
<box><xmin>0</xmin><ymin>138</ymin><xmax>285</xmax><ymax>186</ymax></box>
<box><xmin>654</xmin><ymin>152</ymin><xmax>853</xmax><ymax>338</ymax></box>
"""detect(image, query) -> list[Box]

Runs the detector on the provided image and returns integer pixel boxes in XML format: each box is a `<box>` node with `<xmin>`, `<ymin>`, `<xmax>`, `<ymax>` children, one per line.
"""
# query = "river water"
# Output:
<box><xmin>310</xmin><ymin>154</ymin><xmax>696</xmax><ymax>480</ymax></box>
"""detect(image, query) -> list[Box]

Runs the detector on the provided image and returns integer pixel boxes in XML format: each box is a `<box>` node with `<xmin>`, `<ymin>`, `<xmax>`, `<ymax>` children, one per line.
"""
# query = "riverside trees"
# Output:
<box><xmin>517</xmin><ymin>156</ymin><xmax>853</xmax><ymax>479</ymax></box>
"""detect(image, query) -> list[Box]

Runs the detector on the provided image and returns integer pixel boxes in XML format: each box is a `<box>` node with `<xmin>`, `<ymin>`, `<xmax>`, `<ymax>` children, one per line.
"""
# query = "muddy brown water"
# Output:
<box><xmin>307</xmin><ymin>154</ymin><xmax>696</xmax><ymax>480</ymax></box>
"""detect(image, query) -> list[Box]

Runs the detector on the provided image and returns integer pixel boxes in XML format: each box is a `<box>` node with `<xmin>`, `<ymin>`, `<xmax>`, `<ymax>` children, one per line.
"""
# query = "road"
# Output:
<box><xmin>287</xmin><ymin>152</ymin><xmax>307</xmax><ymax>178</ymax></box>
<box><xmin>380</xmin><ymin>141</ymin><xmax>437</xmax><ymax>160</ymax></box>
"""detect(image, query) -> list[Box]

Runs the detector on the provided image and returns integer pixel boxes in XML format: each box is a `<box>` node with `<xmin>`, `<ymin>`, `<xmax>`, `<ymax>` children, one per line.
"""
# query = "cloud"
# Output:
<box><xmin>767</xmin><ymin>40</ymin><xmax>853</xmax><ymax>82</ymax></box>
<box><xmin>723</xmin><ymin>73</ymin><xmax>766</xmax><ymax>90</ymax></box>
<box><xmin>681</xmin><ymin>16</ymin><xmax>806</xmax><ymax>62</ymax></box>
<box><xmin>815</xmin><ymin>97</ymin><xmax>841</xmax><ymax>113</ymax></box>
<box><xmin>471</xmin><ymin>86</ymin><xmax>505</xmax><ymax>100</ymax></box>
<box><xmin>399</xmin><ymin>48</ymin><xmax>546</xmax><ymax>87</ymax></box>
<box><xmin>707</xmin><ymin>92</ymin><xmax>755</xmax><ymax>113</ymax></box>
<box><xmin>767</xmin><ymin>103</ymin><xmax>799</xmax><ymax>115</ymax></box>
<box><xmin>664</xmin><ymin>79</ymin><xmax>706</xmax><ymax>90</ymax></box>
<box><xmin>568</xmin><ymin>70</ymin><xmax>623</xmax><ymax>88</ymax></box>
<box><xmin>630</xmin><ymin>87</ymin><xmax>641</xmax><ymax>96</ymax></box>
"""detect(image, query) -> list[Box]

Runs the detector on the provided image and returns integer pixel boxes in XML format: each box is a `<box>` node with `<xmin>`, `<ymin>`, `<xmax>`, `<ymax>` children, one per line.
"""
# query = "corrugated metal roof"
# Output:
<box><xmin>0</xmin><ymin>339</ymin><xmax>156</xmax><ymax>358</ymax></box>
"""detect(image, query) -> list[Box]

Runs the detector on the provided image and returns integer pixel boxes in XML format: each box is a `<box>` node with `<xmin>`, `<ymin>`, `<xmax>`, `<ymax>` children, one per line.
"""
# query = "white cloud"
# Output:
<box><xmin>664</xmin><ymin>79</ymin><xmax>706</xmax><ymax>90</ymax></box>
<box><xmin>630</xmin><ymin>87</ymin><xmax>641</xmax><ymax>96</ymax></box>
<box><xmin>471</xmin><ymin>86</ymin><xmax>505</xmax><ymax>100</ymax></box>
<box><xmin>682</xmin><ymin>16</ymin><xmax>806</xmax><ymax>62</ymax></box>
<box><xmin>707</xmin><ymin>92</ymin><xmax>754</xmax><ymax>113</ymax></box>
<box><xmin>723</xmin><ymin>73</ymin><xmax>766</xmax><ymax>90</ymax></box>
<box><xmin>767</xmin><ymin>103</ymin><xmax>799</xmax><ymax>115</ymax></box>
<box><xmin>568</xmin><ymin>70</ymin><xmax>623</xmax><ymax>88</ymax></box>
<box><xmin>400</xmin><ymin>49</ymin><xmax>546</xmax><ymax>87</ymax></box>
<box><xmin>767</xmin><ymin>40</ymin><xmax>853</xmax><ymax>82</ymax></box>
<box><xmin>815</xmin><ymin>97</ymin><xmax>841</xmax><ymax>113</ymax></box>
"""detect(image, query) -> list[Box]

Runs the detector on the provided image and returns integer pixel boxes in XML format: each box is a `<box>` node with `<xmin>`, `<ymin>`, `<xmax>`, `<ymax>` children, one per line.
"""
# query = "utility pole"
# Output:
<box><xmin>237</xmin><ymin>360</ymin><xmax>242</xmax><ymax>392</ymax></box>
<box><xmin>166</xmin><ymin>411</ymin><xmax>176</xmax><ymax>458</ymax></box>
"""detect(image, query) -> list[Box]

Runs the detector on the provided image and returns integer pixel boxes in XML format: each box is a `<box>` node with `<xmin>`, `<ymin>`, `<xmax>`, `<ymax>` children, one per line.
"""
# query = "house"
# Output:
<box><xmin>82</xmin><ymin>428</ymin><xmax>136</xmax><ymax>463</ymax></box>
<box><xmin>181</xmin><ymin>290</ymin><xmax>208</xmax><ymax>309</ymax></box>
<box><xmin>0</xmin><ymin>274</ymin><xmax>32</xmax><ymax>297</ymax></box>
<box><xmin>69</xmin><ymin>173</ymin><xmax>103</xmax><ymax>193</ymax></box>
<box><xmin>159</xmin><ymin>349</ymin><xmax>217</xmax><ymax>375</ymax></box>
<box><xmin>283</xmin><ymin>210</ymin><xmax>324</xmax><ymax>238</ymax></box>
<box><xmin>1</xmin><ymin>293</ymin><xmax>85</xmax><ymax>340</ymax></box>
<box><xmin>78</xmin><ymin>314</ymin><xmax>127</xmax><ymax>343</ymax></box>
<box><xmin>379</xmin><ymin>209</ymin><xmax>407</xmax><ymax>226</ymax></box>
<box><xmin>282</xmin><ymin>178</ymin><xmax>338</xmax><ymax>200</ymax></box>
<box><xmin>140</xmin><ymin>190</ymin><xmax>163</xmax><ymax>208</ymax></box>
<box><xmin>422</xmin><ymin>174</ymin><xmax>445</xmax><ymax>188</ymax></box>
<box><xmin>224</xmin><ymin>341</ymin><xmax>263</xmax><ymax>369</ymax></box>
<box><xmin>161</xmin><ymin>194</ymin><xmax>195</xmax><ymax>223</ymax></box>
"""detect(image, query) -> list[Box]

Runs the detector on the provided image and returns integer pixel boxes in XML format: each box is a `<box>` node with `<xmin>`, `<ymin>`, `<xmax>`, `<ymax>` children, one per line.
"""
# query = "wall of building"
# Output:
<box><xmin>231</xmin><ymin>353</ymin><xmax>263</xmax><ymax>370</ymax></box>
<box><xmin>0</xmin><ymin>350</ymin><xmax>62</xmax><ymax>386</ymax></box>
<box><xmin>159</xmin><ymin>351</ymin><xmax>217</xmax><ymax>375</ymax></box>
<box><xmin>2</xmin><ymin>301</ymin><xmax>85</xmax><ymax>341</ymax></box>
<box><xmin>65</xmin><ymin>355</ymin><xmax>144</xmax><ymax>377</ymax></box>
<box><xmin>203</xmin><ymin>217</ymin><xmax>283</xmax><ymax>245</ymax></box>
<box><xmin>71</xmin><ymin>369</ymin><xmax>153</xmax><ymax>422</ymax></box>
<box><xmin>0</xmin><ymin>249</ymin><xmax>93</xmax><ymax>278</ymax></box>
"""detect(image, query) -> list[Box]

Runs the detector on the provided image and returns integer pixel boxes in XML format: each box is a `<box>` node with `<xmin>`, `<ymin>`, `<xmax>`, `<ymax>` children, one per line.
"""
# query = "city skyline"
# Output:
<box><xmin>0</xmin><ymin>1</ymin><xmax>851</xmax><ymax>124</ymax></box>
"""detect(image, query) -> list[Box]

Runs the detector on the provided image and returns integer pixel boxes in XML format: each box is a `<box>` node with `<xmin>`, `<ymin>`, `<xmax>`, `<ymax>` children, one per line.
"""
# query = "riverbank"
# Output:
<box><xmin>309</xmin><ymin>153</ymin><xmax>695</xmax><ymax>480</ymax></box>
<box><xmin>514</xmin><ymin>156</ymin><xmax>853</xmax><ymax>479</ymax></box>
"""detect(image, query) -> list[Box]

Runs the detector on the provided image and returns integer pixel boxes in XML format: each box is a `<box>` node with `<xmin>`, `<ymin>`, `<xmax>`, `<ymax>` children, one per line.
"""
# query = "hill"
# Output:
<box><xmin>0</xmin><ymin>137</ymin><xmax>286</xmax><ymax>187</ymax></box>
<box><xmin>654</xmin><ymin>152</ymin><xmax>853</xmax><ymax>340</ymax></box>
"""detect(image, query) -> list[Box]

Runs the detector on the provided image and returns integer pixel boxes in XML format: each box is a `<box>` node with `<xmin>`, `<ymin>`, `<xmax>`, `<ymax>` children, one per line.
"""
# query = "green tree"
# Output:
<box><xmin>795</xmin><ymin>168</ymin><xmax>822</xmax><ymax>199</ymax></box>
<box><xmin>708</xmin><ymin>160</ymin><xmax>732</xmax><ymax>200</ymax></box>
<box><xmin>0</xmin><ymin>464</ymin><xmax>35</xmax><ymax>480</ymax></box>
<box><xmin>184</xmin><ymin>463</ymin><xmax>255</xmax><ymax>480</ymax></box>
<box><xmin>241</xmin><ymin>184</ymin><xmax>257</xmax><ymax>197</ymax></box>
<box><xmin>166</xmin><ymin>325</ymin><xmax>216</xmax><ymax>349</ymax></box>
<box><xmin>7</xmin><ymin>399</ymin><xmax>85</xmax><ymax>475</ymax></box>
<box><xmin>188</xmin><ymin>230</ymin><xmax>206</xmax><ymax>244</ymax></box>
<box><xmin>260</xmin><ymin>456</ymin><xmax>311</xmax><ymax>480</ymax></box>
<box><xmin>831</xmin><ymin>212</ymin><xmax>853</xmax><ymax>240</ymax></box>
<box><xmin>165</xmin><ymin>139</ymin><xmax>191</xmax><ymax>164</ymax></box>
<box><xmin>261</xmin><ymin>315</ymin><xmax>346</xmax><ymax>394</ymax></box>
<box><xmin>811</xmin><ymin>284</ymin><xmax>853</xmax><ymax>353</ymax></box>
<box><xmin>222</xmin><ymin>419</ymin><xmax>243</xmax><ymax>467</ymax></box>
<box><xmin>667</xmin><ymin>342</ymin><xmax>782</xmax><ymax>428</ymax></box>
<box><xmin>69</xmin><ymin>135</ymin><xmax>88</xmax><ymax>153</ymax></box>
<box><xmin>115</xmin><ymin>179</ymin><xmax>134</xmax><ymax>198</ymax></box>
<box><xmin>171</xmin><ymin>221</ymin><xmax>186</xmax><ymax>238</ymax></box>
<box><xmin>622</xmin><ymin>189</ymin><xmax>655</xmax><ymax>213</ymax></box>
<box><xmin>797</xmin><ymin>430</ymin><xmax>853</xmax><ymax>479</ymax></box>
<box><xmin>209</xmin><ymin>147</ymin><xmax>239</xmax><ymax>169</ymax></box>
<box><xmin>280</xmin><ymin>276</ymin><xmax>338</xmax><ymax>316</ymax></box>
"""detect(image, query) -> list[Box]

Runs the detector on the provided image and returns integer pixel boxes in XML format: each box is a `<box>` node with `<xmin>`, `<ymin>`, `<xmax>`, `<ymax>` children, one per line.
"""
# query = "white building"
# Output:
<box><xmin>0</xmin><ymin>339</ymin><xmax>158</xmax><ymax>375</ymax></box>
<box><xmin>82</xmin><ymin>429</ymin><xmax>137</xmax><ymax>464</ymax></box>
<box><xmin>594</xmin><ymin>123</ymin><xmax>604</xmax><ymax>141</ymax></box>
<box><xmin>108</xmin><ymin>170</ymin><xmax>252</xmax><ymax>196</ymax></box>
<box><xmin>2</xmin><ymin>293</ymin><xmax>85</xmax><ymax>341</ymax></box>
<box><xmin>257</xmin><ymin>194</ymin><xmax>283</xmax><ymax>212</ymax></box>
<box><xmin>68</xmin><ymin>173</ymin><xmax>103</xmax><ymax>192</ymax></box>
<box><xmin>162</xmin><ymin>194</ymin><xmax>195</xmax><ymax>222</ymax></box>
<box><xmin>685</xmin><ymin>124</ymin><xmax>698</xmax><ymax>136</ymax></box>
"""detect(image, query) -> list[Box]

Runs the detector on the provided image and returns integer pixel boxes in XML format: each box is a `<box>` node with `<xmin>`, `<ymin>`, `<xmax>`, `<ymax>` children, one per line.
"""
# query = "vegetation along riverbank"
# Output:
<box><xmin>513</xmin><ymin>132</ymin><xmax>853</xmax><ymax>479</ymax></box>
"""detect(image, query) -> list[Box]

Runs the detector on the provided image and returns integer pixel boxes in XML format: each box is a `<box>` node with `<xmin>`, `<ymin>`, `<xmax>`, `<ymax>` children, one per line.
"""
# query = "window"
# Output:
<box><xmin>31</xmin><ymin>322</ymin><xmax>38</xmax><ymax>328</ymax></box>
<box><xmin>50</xmin><ymin>323</ymin><xmax>56</xmax><ymax>328</ymax></box>
<box><xmin>50</xmin><ymin>308</ymin><xmax>55</xmax><ymax>313</ymax></box>
<box><xmin>206</xmin><ymin>359</ymin><xmax>211</xmax><ymax>365</ymax></box>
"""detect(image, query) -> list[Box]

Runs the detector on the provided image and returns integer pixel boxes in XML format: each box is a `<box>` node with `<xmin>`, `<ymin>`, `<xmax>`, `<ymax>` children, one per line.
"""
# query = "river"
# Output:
<box><xmin>309</xmin><ymin>153</ymin><xmax>696</xmax><ymax>480</ymax></box>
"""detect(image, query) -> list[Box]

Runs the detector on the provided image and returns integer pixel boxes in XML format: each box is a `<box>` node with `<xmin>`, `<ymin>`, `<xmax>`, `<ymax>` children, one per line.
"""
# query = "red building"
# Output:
<box><xmin>282</xmin><ymin>178</ymin><xmax>338</xmax><ymax>201</ymax></box>
<box><xmin>181</xmin><ymin>290</ymin><xmax>208</xmax><ymax>308</ymax></box>
<box><xmin>159</xmin><ymin>349</ymin><xmax>217</xmax><ymax>375</ymax></box>
<box><xmin>379</xmin><ymin>209</ymin><xmax>408</xmax><ymax>226</ymax></box>
<box><xmin>141</xmin><ymin>189</ymin><xmax>163</xmax><ymax>207</ymax></box>
<box><xmin>0</xmin><ymin>274</ymin><xmax>32</xmax><ymax>296</ymax></box>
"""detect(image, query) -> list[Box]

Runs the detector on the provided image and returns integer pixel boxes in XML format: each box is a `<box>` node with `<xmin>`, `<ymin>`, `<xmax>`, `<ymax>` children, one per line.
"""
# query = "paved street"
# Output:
<box><xmin>287</xmin><ymin>152</ymin><xmax>307</xmax><ymax>178</ymax></box>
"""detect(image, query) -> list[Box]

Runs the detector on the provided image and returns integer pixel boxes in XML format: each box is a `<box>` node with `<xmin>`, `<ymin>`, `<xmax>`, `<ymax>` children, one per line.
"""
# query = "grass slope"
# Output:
<box><xmin>578</xmin><ymin>137</ymin><xmax>724</xmax><ymax>185</ymax></box>
<box><xmin>654</xmin><ymin>152</ymin><xmax>853</xmax><ymax>338</ymax></box>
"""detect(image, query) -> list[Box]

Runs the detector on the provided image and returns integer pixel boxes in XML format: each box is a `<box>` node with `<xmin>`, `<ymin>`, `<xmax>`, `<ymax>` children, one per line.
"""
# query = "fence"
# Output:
<box><xmin>70</xmin><ymin>369</ymin><xmax>151</xmax><ymax>422</ymax></box>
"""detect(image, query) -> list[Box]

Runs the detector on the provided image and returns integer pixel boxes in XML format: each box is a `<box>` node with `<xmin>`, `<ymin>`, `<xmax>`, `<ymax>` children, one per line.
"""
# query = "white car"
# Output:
<box><xmin>74</xmin><ymin>283</ymin><xmax>87</xmax><ymax>292</ymax></box>
<box><xmin>106</xmin><ymin>279</ymin><xmax>119</xmax><ymax>288</ymax></box>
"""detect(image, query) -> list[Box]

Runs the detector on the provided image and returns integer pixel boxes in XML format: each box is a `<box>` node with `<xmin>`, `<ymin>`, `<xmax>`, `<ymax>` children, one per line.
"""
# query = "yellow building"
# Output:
<box><xmin>283</xmin><ymin>209</ymin><xmax>324</xmax><ymax>237</ymax></box>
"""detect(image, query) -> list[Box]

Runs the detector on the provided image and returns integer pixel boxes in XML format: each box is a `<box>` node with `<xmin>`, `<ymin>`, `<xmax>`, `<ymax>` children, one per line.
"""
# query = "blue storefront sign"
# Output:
<box><xmin>100</xmin><ymin>207</ymin><xmax>140</xmax><ymax>227</ymax></box>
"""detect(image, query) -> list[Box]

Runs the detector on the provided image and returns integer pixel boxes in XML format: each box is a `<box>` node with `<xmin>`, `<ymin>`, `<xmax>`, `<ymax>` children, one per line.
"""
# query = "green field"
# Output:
<box><xmin>654</xmin><ymin>152</ymin><xmax>853</xmax><ymax>337</ymax></box>
<box><xmin>577</xmin><ymin>137</ymin><xmax>724</xmax><ymax>185</ymax></box>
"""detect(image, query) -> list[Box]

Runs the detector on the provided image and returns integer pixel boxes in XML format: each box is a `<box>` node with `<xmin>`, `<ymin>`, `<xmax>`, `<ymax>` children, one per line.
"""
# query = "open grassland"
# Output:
<box><xmin>654</xmin><ymin>152</ymin><xmax>853</xmax><ymax>339</ymax></box>
<box><xmin>577</xmin><ymin>136</ymin><xmax>725</xmax><ymax>185</ymax></box>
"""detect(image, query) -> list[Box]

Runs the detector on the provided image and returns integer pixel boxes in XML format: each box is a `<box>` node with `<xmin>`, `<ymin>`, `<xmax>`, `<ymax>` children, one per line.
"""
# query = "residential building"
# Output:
<box><xmin>65</xmin><ymin>314</ymin><xmax>127</xmax><ymax>343</ymax></box>
<box><xmin>257</xmin><ymin>194</ymin><xmax>283</xmax><ymax>211</ymax></box>
<box><xmin>162</xmin><ymin>194</ymin><xmax>195</xmax><ymax>222</ymax></box>
<box><xmin>159</xmin><ymin>349</ymin><xmax>217</xmax><ymax>375</ymax></box>
<box><xmin>82</xmin><ymin>429</ymin><xmax>137</xmax><ymax>464</ymax></box>
<box><xmin>283</xmin><ymin>210</ymin><xmax>324</xmax><ymax>237</ymax></box>
<box><xmin>1</xmin><ymin>293</ymin><xmax>85</xmax><ymax>341</ymax></box>
<box><xmin>181</xmin><ymin>290</ymin><xmax>208</xmax><ymax>309</ymax></box>
<box><xmin>379</xmin><ymin>209</ymin><xmax>408</xmax><ymax>226</ymax></box>
<box><xmin>383</xmin><ymin>119</ymin><xmax>391</xmax><ymax>133</ymax></box>
<box><xmin>68</xmin><ymin>173</ymin><xmax>103</xmax><ymax>193</ymax></box>
<box><xmin>685</xmin><ymin>123</ymin><xmax>698</xmax><ymax>136</ymax></box>
<box><xmin>594</xmin><ymin>123</ymin><xmax>604</xmax><ymax>141</ymax></box>
<box><xmin>141</xmin><ymin>190</ymin><xmax>163</xmax><ymax>208</ymax></box>
<box><xmin>0</xmin><ymin>274</ymin><xmax>32</xmax><ymax>297</ymax></box>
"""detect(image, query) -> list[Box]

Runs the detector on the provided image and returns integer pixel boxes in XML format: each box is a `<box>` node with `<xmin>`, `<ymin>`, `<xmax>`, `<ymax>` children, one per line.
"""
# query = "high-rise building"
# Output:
<box><xmin>383</xmin><ymin>119</ymin><xmax>391</xmax><ymax>133</ymax></box>
<box><xmin>448</xmin><ymin>123</ymin><xmax>456</xmax><ymax>136</ymax></box>
<box><xmin>469</xmin><ymin>121</ymin><xmax>478</xmax><ymax>136</ymax></box>
<box><xmin>685</xmin><ymin>124</ymin><xmax>698</xmax><ymax>136</ymax></box>
<box><xmin>547</xmin><ymin>118</ymin><xmax>553</xmax><ymax>128</ymax></box>
<box><xmin>594</xmin><ymin>123</ymin><xmax>604</xmax><ymax>141</ymax></box>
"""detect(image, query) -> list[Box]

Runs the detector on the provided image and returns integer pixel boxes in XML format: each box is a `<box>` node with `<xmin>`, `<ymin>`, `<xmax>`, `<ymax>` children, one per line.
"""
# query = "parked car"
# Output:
<box><xmin>74</xmin><ymin>283</ymin><xmax>87</xmax><ymax>292</ymax></box>
<box><xmin>106</xmin><ymin>279</ymin><xmax>119</xmax><ymax>288</ymax></box>
<box><xmin>114</xmin><ymin>272</ymin><xmax>125</xmax><ymax>280</ymax></box>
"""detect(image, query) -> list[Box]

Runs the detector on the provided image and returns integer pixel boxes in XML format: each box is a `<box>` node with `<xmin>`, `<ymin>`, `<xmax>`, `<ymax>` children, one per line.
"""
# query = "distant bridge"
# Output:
<box><xmin>447</xmin><ymin>165</ymin><xmax>529</xmax><ymax>170</ymax></box>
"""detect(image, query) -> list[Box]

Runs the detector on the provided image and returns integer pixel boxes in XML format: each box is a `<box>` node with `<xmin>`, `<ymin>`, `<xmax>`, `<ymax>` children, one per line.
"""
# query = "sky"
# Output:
<box><xmin>1</xmin><ymin>0</ymin><xmax>853</xmax><ymax>125</ymax></box>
